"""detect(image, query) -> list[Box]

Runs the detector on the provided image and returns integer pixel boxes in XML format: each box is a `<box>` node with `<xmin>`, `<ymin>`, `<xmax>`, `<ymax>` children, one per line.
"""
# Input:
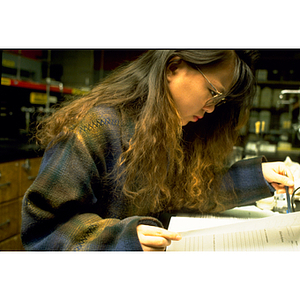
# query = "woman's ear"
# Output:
<box><xmin>166</xmin><ymin>57</ymin><xmax>182</xmax><ymax>82</ymax></box>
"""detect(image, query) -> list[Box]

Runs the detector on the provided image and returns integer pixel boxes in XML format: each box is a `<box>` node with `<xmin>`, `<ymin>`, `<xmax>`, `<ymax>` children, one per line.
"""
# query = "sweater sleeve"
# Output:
<box><xmin>21</xmin><ymin>111</ymin><xmax>163</xmax><ymax>251</ymax></box>
<box><xmin>219</xmin><ymin>156</ymin><xmax>275</xmax><ymax>211</ymax></box>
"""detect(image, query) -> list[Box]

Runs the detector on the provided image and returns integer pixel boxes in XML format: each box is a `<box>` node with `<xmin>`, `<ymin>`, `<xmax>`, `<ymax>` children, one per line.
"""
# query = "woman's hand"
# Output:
<box><xmin>262</xmin><ymin>162</ymin><xmax>294</xmax><ymax>194</ymax></box>
<box><xmin>137</xmin><ymin>224</ymin><xmax>182</xmax><ymax>251</ymax></box>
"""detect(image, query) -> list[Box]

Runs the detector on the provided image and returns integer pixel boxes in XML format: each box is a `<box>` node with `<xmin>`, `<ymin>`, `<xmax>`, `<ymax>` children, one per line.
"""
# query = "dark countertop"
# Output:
<box><xmin>0</xmin><ymin>139</ymin><xmax>43</xmax><ymax>163</ymax></box>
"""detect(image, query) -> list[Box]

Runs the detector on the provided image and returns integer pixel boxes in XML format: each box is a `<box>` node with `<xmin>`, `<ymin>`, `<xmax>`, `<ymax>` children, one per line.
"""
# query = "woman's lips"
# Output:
<box><xmin>193</xmin><ymin>115</ymin><xmax>203</xmax><ymax>122</ymax></box>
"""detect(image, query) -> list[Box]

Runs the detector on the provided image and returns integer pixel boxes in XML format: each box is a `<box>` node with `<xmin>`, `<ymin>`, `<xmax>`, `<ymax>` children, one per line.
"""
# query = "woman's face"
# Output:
<box><xmin>167</xmin><ymin>56</ymin><xmax>236</xmax><ymax>126</ymax></box>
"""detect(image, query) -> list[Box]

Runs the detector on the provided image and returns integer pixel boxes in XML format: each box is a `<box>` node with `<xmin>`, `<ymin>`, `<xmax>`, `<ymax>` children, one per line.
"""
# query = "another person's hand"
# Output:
<box><xmin>137</xmin><ymin>224</ymin><xmax>182</xmax><ymax>251</ymax></box>
<box><xmin>262</xmin><ymin>162</ymin><xmax>294</xmax><ymax>194</ymax></box>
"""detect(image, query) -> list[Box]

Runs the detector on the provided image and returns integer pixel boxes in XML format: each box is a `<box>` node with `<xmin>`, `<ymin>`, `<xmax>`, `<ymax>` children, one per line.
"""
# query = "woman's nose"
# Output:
<box><xmin>203</xmin><ymin>104</ymin><xmax>215</xmax><ymax>114</ymax></box>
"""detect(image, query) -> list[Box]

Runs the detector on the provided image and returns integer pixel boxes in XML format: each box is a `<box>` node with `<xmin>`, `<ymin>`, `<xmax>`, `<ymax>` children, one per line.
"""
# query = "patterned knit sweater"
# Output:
<box><xmin>21</xmin><ymin>106</ymin><xmax>274</xmax><ymax>251</ymax></box>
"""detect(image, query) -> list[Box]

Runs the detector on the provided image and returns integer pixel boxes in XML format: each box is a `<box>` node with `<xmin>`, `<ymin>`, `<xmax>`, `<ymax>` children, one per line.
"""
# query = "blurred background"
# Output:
<box><xmin>2</xmin><ymin>49</ymin><xmax>300</xmax><ymax>163</ymax></box>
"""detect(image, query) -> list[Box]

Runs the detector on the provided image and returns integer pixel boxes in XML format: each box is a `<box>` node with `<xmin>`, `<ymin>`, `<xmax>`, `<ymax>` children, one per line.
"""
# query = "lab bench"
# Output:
<box><xmin>0</xmin><ymin>153</ymin><xmax>42</xmax><ymax>250</ymax></box>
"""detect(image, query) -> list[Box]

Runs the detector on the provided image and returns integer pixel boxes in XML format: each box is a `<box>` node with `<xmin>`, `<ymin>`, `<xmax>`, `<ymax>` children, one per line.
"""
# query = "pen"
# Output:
<box><xmin>285</xmin><ymin>186</ymin><xmax>292</xmax><ymax>213</ymax></box>
<box><xmin>285</xmin><ymin>172</ymin><xmax>292</xmax><ymax>213</ymax></box>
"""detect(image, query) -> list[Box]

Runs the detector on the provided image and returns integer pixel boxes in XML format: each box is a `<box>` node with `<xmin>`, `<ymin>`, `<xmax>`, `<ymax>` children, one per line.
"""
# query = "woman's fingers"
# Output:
<box><xmin>270</xmin><ymin>183</ymin><xmax>294</xmax><ymax>195</ymax></box>
<box><xmin>138</xmin><ymin>234</ymin><xmax>172</xmax><ymax>250</ymax></box>
<box><xmin>137</xmin><ymin>224</ymin><xmax>181</xmax><ymax>251</ymax></box>
<box><xmin>137</xmin><ymin>224</ymin><xmax>181</xmax><ymax>239</ymax></box>
<box><xmin>262</xmin><ymin>162</ymin><xmax>294</xmax><ymax>192</ymax></box>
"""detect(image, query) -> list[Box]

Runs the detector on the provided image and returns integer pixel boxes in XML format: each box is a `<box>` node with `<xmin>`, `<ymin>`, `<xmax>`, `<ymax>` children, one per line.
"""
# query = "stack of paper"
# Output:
<box><xmin>167</xmin><ymin>207</ymin><xmax>300</xmax><ymax>251</ymax></box>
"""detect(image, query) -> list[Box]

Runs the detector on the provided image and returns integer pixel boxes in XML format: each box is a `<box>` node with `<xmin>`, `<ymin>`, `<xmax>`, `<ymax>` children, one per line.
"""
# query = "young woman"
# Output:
<box><xmin>21</xmin><ymin>50</ymin><xmax>294</xmax><ymax>251</ymax></box>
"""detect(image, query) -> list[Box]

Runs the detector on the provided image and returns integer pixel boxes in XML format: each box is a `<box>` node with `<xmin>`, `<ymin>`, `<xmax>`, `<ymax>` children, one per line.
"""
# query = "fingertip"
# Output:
<box><xmin>176</xmin><ymin>234</ymin><xmax>182</xmax><ymax>240</ymax></box>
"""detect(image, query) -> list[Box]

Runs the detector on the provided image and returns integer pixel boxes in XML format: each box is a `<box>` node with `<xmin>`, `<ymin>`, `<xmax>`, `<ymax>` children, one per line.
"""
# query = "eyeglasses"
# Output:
<box><xmin>195</xmin><ymin>66</ymin><xmax>226</xmax><ymax>107</ymax></box>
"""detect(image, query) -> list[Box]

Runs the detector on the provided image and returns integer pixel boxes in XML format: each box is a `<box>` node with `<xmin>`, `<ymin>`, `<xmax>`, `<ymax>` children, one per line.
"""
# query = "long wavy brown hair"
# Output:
<box><xmin>35</xmin><ymin>50</ymin><xmax>258</xmax><ymax>215</ymax></box>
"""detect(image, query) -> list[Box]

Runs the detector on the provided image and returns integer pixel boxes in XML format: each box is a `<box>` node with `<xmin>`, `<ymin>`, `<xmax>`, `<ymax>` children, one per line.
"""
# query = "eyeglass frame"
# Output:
<box><xmin>195</xmin><ymin>66</ymin><xmax>226</xmax><ymax>107</ymax></box>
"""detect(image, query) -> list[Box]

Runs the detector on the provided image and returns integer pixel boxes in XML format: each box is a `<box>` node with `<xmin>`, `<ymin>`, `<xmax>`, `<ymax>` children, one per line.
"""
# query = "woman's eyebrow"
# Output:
<box><xmin>196</xmin><ymin>66</ymin><xmax>226</xmax><ymax>95</ymax></box>
<box><xmin>218</xmin><ymin>85</ymin><xmax>226</xmax><ymax>94</ymax></box>
<box><xmin>210</xmin><ymin>80</ymin><xmax>226</xmax><ymax>94</ymax></box>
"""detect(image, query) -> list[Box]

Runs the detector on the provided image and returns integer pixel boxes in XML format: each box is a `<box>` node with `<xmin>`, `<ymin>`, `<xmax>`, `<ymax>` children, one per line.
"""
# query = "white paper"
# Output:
<box><xmin>167</xmin><ymin>205</ymin><xmax>275</xmax><ymax>233</ymax></box>
<box><xmin>167</xmin><ymin>209</ymin><xmax>300</xmax><ymax>251</ymax></box>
